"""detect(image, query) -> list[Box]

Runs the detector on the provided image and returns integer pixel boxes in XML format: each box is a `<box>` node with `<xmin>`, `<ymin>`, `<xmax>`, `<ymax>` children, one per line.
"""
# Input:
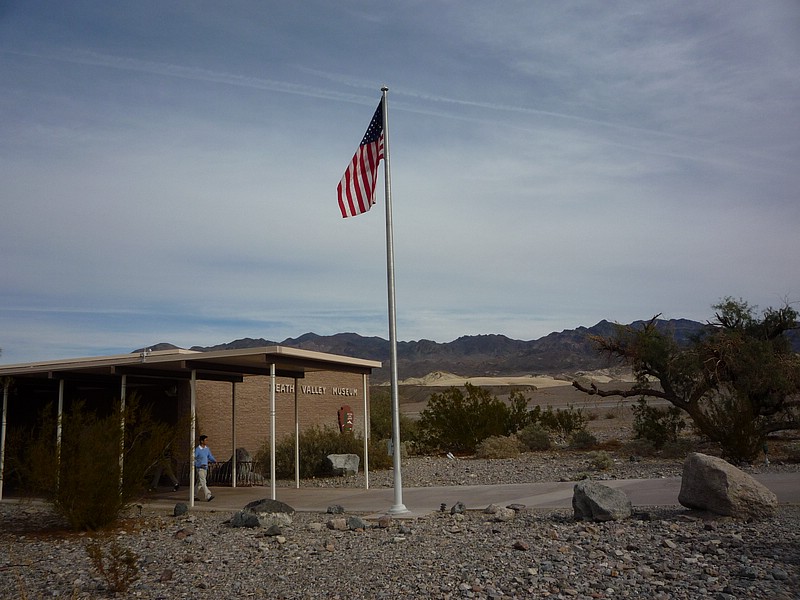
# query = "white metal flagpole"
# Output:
<box><xmin>381</xmin><ymin>86</ymin><xmax>409</xmax><ymax>514</ymax></box>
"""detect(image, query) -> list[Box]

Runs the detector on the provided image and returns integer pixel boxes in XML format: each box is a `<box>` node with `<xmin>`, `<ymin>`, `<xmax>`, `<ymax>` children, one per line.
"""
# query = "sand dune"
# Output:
<box><xmin>397</xmin><ymin>369</ymin><xmax>632</xmax><ymax>388</ymax></box>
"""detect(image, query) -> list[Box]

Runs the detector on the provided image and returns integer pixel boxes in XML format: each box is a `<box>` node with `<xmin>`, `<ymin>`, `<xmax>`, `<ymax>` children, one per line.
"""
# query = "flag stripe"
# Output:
<box><xmin>337</xmin><ymin>100</ymin><xmax>384</xmax><ymax>218</ymax></box>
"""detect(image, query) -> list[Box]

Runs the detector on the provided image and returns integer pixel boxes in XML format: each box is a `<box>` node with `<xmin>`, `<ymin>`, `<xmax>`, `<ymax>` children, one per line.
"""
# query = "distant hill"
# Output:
<box><xmin>174</xmin><ymin>318</ymin><xmax>713</xmax><ymax>383</ymax></box>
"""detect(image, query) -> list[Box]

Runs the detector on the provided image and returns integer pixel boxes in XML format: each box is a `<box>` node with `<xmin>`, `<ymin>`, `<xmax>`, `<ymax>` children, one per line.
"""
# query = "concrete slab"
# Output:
<box><xmin>144</xmin><ymin>471</ymin><xmax>800</xmax><ymax>517</ymax></box>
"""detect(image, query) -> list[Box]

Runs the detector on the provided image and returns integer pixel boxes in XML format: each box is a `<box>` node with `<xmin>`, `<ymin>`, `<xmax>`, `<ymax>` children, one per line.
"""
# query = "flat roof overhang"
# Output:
<box><xmin>0</xmin><ymin>346</ymin><xmax>382</xmax><ymax>384</ymax></box>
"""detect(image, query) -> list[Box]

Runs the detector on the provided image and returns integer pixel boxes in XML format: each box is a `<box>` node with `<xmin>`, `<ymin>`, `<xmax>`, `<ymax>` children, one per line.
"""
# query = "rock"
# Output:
<box><xmin>230</xmin><ymin>498</ymin><xmax>295</xmax><ymax>529</ymax></box>
<box><xmin>347</xmin><ymin>516</ymin><xmax>369</xmax><ymax>530</ymax></box>
<box><xmin>326</xmin><ymin>453</ymin><xmax>360</xmax><ymax>476</ymax></box>
<box><xmin>243</xmin><ymin>498</ymin><xmax>295</xmax><ymax>515</ymax></box>
<box><xmin>572</xmin><ymin>480</ymin><xmax>632</xmax><ymax>522</ymax></box>
<box><xmin>173</xmin><ymin>502</ymin><xmax>188</xmax><ymax>517</ymax></box>
<box><xmin>376</xmin><ymin>515</ymin><xmax>392</xmax><ymax>528</ymax></box>
<box><xmin>327</xmin><ymin>504</ymin><xmax>345</xmax><ymax>514</ymax></box>
<box><xmin>678</xmin><ymin>453</ymin><xmax>778</xmax><ymax>519</ymax></box>
<box><xmin>450</xmin><ymin>501</ymin><xmax>466</xmax><ymax>515</ymax></box>
<box><xmin>327</xmin><ymin>517</ymin><xmax>348</xmax><ymax>531</ymax></box>
<box><xmin>230</xmin><ymin>511</ymin><xmax>261</xmax><ymax>528</ymax></box>
<box><xmin>484</xmin><ymin>504</ymin><xmax>516</xmax><ymax>522</ymax></box>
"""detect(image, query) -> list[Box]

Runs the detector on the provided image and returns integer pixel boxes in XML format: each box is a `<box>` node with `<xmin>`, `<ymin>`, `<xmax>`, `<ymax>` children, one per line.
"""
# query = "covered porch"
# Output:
<box><xmin>0</xmin><ymin>346</ymin><xmax>381</xmax><ymax>508</ymax></box>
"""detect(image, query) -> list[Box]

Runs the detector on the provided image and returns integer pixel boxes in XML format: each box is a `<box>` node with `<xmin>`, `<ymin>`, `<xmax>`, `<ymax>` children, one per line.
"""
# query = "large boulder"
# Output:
<box><xmin>326</xmin><ymin>453</ymin><xmax>360</xmax><ymax>476</ymax></box>
<box><xmin>230</xmin><ymin>498</ymin><xmax>295</xmax><ymax>529</ymax></box>
<box><xmin>572</xmin><ymin>480</ymin><xmax>632</xmax><ymax>522</ymax></box>
<box><xmin>678</xmin><ymin>452</ymin><xmax>777</xmax><ymax>519</ymax></box>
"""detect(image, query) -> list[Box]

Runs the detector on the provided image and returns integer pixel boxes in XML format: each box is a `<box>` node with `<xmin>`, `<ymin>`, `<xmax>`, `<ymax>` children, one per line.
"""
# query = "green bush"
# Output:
<box><xmin>506</xmin><ymin>390</ymin><xmax>536</xmax><ymax>432</ymax></box>
<box><xmin>370</xmin><ymin>390</ymin><xmax>420</xmax><ymax>444</ymax></box>
<box><xmin>631</xmin><ymin>398</ymin><xmax>686</xmax><ymax>449</ymax></box>
<box><xmin>623</xmin><ymin>438</ymin><xmax>659</xmax><ymax>457</ymax></box>
<box><xmin>587</xmin><ymin>450</ymin><xmax>614</xmax><ymax>471</ymax></box>
<box><xmin>517</xmin><ymin>423</ymin><xmax>552</xmax><ymax>451</ymax></box>
<box><xmin>569</xmin><ymin>429</ymin><xmax>597</xmax><ymax>449</ymax></box>
<box><xmin>475</xmin><ymin>435</ymin><xmax>524</xmax><ymax>459</ymax></box>
<box><xmin>785</xmin><ymin>442</ymin><xmax>800</xmax><ymax>463</ymax></box>
<box><xmin>256</xmin><ymin>425</ymin><xmax>362</xmax><ymax>479</ymax></box>
<box><xmin>19</xmin><ymin>396</ymin><xmax>175</xmax><ymax>530</ymax></box>
<box><xmin>699</xmin><ymin>388</ymin><xmax>766</xmax><ymax>463</ymax></box>
<box><xmin>623</xmin><ymin>437</ymin><xmax>692</xmax><ymax>458</ymax></box>
<box><xmin>418</xmin><ymin>383</ymin><xmax>516</xmax><ymax>453</ymax></box>
<box><xmin>367</xmin><ymin>436</ymin><xmax>395</xmax><ymax>470</ymax></box>
<box><xmin>538</xmin><ymin>405</ymin><xmax>587</xmax><ymax>437</ymax></box>
<box><xmin>255</xmin><ymin>425</ymin><xmax>394</xmax><ymax>479</ymax></box>
<box><xmin>659</xmin><ymin>439</ymin><xmax>693</xmax><ymax>459</ymax></box>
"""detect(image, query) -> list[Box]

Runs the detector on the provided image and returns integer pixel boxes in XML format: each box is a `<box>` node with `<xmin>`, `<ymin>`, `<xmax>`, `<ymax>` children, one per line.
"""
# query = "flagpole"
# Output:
<box><xmin>381</xmin><ymin>86</ymin><xmax>409</xmax><ymax>515</ymax></box>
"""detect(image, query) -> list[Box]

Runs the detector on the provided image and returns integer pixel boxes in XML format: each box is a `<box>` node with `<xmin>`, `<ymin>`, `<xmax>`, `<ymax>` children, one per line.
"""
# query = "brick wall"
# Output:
<box><xmin>193</xmin><ymin>371</ymin><xmax>370</xmax><ymax>461</ymax></box>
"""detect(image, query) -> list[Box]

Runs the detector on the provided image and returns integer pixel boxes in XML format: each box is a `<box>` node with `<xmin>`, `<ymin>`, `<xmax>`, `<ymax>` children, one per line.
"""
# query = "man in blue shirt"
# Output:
<box><xmin>194</xmin><ymin>434</ymin><xmax>217</xmax><ymax>501</ymax></box>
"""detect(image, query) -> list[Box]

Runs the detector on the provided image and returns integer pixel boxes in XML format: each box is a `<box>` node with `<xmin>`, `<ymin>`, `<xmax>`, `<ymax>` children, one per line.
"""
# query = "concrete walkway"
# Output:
<box><xmin>146</xmin><ymin>472</ymin><xmax>800</xmax><ymax>518</ymax></box>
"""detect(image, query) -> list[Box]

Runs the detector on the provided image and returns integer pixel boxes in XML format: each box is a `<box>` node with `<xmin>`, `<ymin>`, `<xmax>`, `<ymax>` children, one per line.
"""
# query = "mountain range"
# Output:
<box><xmin>143</xmin><ymin>318</ymin><xmax>715</xmax><ymax>384</ymax></box>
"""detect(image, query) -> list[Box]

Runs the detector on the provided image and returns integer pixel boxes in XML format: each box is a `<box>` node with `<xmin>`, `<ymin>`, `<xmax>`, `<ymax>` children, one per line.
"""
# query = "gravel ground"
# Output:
<box><xmin>2</xmin><ymin>453</ymin><xmax>799</xmax><ymax>599</ymax></box>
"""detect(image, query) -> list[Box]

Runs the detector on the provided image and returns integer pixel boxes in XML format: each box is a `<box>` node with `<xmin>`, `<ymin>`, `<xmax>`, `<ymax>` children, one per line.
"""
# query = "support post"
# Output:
<box><xmin>294</xmin><ymin>377</ymin><xmax>300</xmax><ymax>489</ymax></box>
<box><xmin>189</xmin><ymin>369</ymin><xmax>196</xmax><ymax>507</ymax></box>
<box><xmin>270</xmin><ymin>363</ymin><xmax>276</xmax><ymax>500</ymax></box>
<box><xmin>0</xmin><ymin>380</ymin><xmax>9</xmax><ymax>500</ymax></box>
<box><xmin>231</xmin><ymin>381</ymin><xmax>237</xmax><ymax>488</ymax></box>
<box><xmin>119</xmin><ymin>374</ymin><xmax>127</xmax><ymax>491</ymax></box>
<box><xmin>363</xmin><ymin>373</ymin><xmax>369</xmax><ymax>490</ymax></box>
<box><xmin>56</xmin><ymin>379</ymin><xmax>64</xmax><ymax>491</ymax></box>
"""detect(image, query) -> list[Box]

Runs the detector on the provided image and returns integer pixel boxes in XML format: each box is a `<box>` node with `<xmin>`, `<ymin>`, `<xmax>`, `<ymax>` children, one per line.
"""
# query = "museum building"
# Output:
<box><xmin>0</xmin><ymin>346</ymin><xmax>382</xmax><ymax>502</ymax></box>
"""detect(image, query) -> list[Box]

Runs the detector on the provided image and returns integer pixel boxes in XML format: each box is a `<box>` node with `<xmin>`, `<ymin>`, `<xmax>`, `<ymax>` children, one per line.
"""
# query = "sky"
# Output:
<box><xmin>1</xmin><ymin>1</ymin><xmax>799</xmax><ymax>365</ymax></box>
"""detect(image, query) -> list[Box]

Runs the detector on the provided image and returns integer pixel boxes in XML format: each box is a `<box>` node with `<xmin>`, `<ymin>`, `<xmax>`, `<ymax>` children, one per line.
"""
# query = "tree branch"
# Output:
<box><xmin>571</xmin><ymin>380</ymin><xmax>669</xmax><ymax>400</ymax></box>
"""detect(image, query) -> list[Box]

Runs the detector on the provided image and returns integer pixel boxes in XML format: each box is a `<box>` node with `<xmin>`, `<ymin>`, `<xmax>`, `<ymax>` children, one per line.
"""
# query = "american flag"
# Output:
<box><xmin>337</xmin><ymin>100</ymin><xmax>384</xmax><ymax>218</ymax></box>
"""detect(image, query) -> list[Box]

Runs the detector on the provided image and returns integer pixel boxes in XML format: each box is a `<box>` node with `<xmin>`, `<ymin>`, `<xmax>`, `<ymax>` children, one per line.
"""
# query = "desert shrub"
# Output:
<box><xmin>587</xmin><ymin>450</ymin><xmax>614</xmax><ymax>471</ymax></box>
<box><xmin>659</xmin><ymin>439</ymin><xmax>694</xmax><ymax>459</ymax></box>
<box><xmin>475</xmin><ymin>435</ymin><xmax>524</xmax><ymax>459</ymax></box>
<box><xmin>367</xmin><ymin>436</ymin><xmax>395</xmax><ymax>470</ymax></box>
<box><xmin>255</xmin><ymin>425</ymin><xmax>395</xmax><ymax>479</ymax></box>
<box><xmin>256</xmin><ymin>425</ymin><xmax>363</xmax><ymax>479</ymax></box>
<box><xmin>506</xmin><ymin>390</ymin><xmax>536</xmax><ymax>433</ymax></box>
<box><xmin>538</xmin><ymin>405</ymin><xmax>587</xmax><ymax>437</ymax></box>
<box><xmin>569</xmin><ymin>429</ymin><xmax>597</xmax><ymax>449</ymax></box>
<box><xmin>623</xmin><ymin>437</ymin><xmax>693</xmax><ymax>459</ymax></box>
<box><xmin>698</xmin><ymin>388</ymin><xmax>767</xmax><ymax>463</ymax></box>
<box><xmin>631</xmin><ymin>398</ymin><xmax>686</xmax><ymax>449</ymax></box>
<box><xmin>517</xmin><ymin>423</ymin><xmax>552</xmax><ymax>451</ymax></box>
<box><xmin>370</xmin><ymin>390</ymin><xmax>421</xmax><ymax>444</ymax></box>
<box><xmin>0</xmin><ymin>426</ymin><xmax>26</xmax><ymax>493</ymax></box>
<box><xmin>86</xmin><ymin>539</ymin><xmax>139</xmax><ymax>593</ymax></box>
<box><xmin>785</xmin><ymin>442</ymin><xmax>800</xmax><ymax>463</ymax></box>
<box><xmin>595</xmin><ymin>438</ymin><xmax>623</xmax><ymax>451</ymax></box>
<box><xmin>418</xmin><ymin>383</ymin><xmax>515</xmax><ymax>453</ymax></box>
<box><xmin>19</xmin><ymin>396</ymin><xmax>175</xmax><ymax>530</ymax></box>
<box><xmin>623</xmin><ymin>438</ymin><xmax>659</xmax><ymax>458</ymax></box>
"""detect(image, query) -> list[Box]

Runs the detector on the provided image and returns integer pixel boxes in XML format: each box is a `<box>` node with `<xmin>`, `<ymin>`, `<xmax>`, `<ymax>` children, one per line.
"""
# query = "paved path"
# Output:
<box><xmin>146</xmin><ymin>472</ymin><xmax>800</xmax><ymax>518</ymax></box>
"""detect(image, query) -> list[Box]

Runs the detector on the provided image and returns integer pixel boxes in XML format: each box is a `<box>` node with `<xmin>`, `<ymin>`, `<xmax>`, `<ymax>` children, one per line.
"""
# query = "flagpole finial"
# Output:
<box><xmin>381</xmin><ymin>85</ymin><xmax>388</xmax><ymax>92</ymax></box>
